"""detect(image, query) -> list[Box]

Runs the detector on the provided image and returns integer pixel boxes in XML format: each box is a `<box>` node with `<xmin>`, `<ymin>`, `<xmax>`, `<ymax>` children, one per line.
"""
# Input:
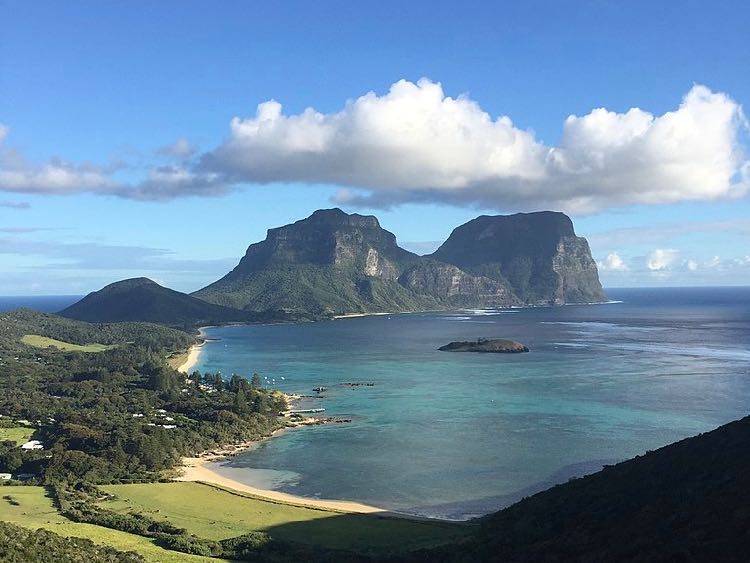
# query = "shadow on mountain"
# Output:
<box><xmin>400</xmin><ymin>458</ymin><xmax>620</xmax><ymax>521</ymax></box>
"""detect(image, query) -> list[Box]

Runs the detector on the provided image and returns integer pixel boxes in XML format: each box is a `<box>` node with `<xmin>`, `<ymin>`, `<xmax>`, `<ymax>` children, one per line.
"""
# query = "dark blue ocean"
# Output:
<box><xmin>196</xmin><ymin>287</ymin><xmax>750</xmax><ymax>519</ymax></box>
<box><xmin>0</xmin><ymin>295</ymin><xmax>82</xmax><ymax>313</ymax></box>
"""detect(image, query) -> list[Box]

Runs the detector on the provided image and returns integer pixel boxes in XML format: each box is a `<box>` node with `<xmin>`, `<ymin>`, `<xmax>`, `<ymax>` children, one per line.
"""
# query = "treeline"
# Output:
<box><xmin>53</xmin><ymin>482</ymin><xmax>368</xmax><ymax>562</ymax></box>
<box><xmin>0</xmin><ymin>520</ymin><xmax>145</xmax><ymax>563</ymax></box>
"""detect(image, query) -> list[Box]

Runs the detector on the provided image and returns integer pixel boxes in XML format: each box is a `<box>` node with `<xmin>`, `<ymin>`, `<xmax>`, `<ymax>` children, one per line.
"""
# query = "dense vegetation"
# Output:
<box><xmin>0</xmin><ymin>309</ymin><xmax>285</xmax><ymax>484</ymax></box>
<box><xmin>0</xmin><ymin>520</ymin><xmax>145</xmax><ymax>562</ymax></box>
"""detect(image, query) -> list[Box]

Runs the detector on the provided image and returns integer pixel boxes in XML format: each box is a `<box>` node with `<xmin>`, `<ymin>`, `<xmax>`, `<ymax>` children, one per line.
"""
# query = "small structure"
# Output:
<box><xmin>14</xmin><ymin>473</ymin><xmax>35</xmax><ymax>481</ymax></box>
<box><xmin>0</xmin><ymin>473</ymin><xmax>11</xmax><ymax>480</ymax></box>
<box><xmin>20</xmin><ymin>440</ymin><xmax>43</xmax><ymax>450</ymax></box>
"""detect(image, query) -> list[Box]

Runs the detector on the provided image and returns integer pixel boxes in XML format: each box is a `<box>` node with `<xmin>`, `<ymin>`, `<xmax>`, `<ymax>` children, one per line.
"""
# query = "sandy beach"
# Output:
<box><xmin>177</xmin><ymin>454</ymin><xmax>386</xmax><ymax>514</ymax></box>
<box><xmin>177</xmin><ymin>342</ymin><xmax>204</xmax><ymax>373</ymax></box>
<box><xmin>333</xmin><ymin>312</ymin><xmax>394</xmax><ymax>319</ymax></box>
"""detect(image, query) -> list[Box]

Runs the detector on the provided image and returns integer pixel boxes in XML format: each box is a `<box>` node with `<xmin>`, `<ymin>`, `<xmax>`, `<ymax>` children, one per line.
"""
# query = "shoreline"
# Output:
<box><xmin>177</xmin><ymin>326</ymin><xmax>213</xmax><ymax>374</ymax></box>
<box><xmin>176</xmin><ymin>452</ymin><xmax>389</xmax><ymax>515</ymax></box>
<box><xmin>174</xmin><ymin>394</ymin><xmax>397</xmax><ymax>516</ymax></box>
<box><xmin>177</xmin><ymin>342</ymin><xmax>204</xmax><ymax>373</ymax></box>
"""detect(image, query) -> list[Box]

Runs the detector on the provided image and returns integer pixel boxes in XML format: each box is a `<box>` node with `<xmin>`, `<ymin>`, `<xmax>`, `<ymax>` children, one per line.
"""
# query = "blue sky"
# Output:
<box><xmin>1</xmin><ymin>0</ymin><xmax>748</xmax><ymax>295</ymax></box>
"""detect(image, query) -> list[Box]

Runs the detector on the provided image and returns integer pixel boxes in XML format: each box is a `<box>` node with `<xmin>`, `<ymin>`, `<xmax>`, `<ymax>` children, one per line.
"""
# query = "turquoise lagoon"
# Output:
<box><xmin>195</xmin><ymin>287</ymin><xmax>750</xmax><ymax>519</ymax></box>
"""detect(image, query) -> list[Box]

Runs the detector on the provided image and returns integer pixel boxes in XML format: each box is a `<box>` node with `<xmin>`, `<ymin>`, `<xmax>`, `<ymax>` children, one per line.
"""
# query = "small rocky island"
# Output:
<box><xmin>439</xmin><ymin>338</ymin><xmax>529</xmax><ymax>353</ymax></box>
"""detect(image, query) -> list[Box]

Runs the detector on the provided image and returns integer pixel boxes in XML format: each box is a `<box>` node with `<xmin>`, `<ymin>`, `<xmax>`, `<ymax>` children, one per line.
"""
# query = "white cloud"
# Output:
<box><xmin>705</xmin><ymin>255</ymin><xmax>721</xmax><ymax>268</ymax></box>
<box><xmin>598</xmin><ymin>252</ymin><xmax>628</xmax><ymax>271</ymax></box>
<box><xmin>0</xmin><ymin>81</ymin><xmax>747</xmax><ymax>211</ymax></box>
<box><xmin>203</xmin><ymin>80</ymin><xmax>749</xmax><ymax>212</ymax></box>
<box><xmin>158</xmin><ymin>138</ymin><xmax>196</xmax><ymax>159</ymax></box>
<box><xmin>647</xmin><ymin>249</ymin><xmax>679</xmax><ymax>271</ymax></box>
<box><xmin>686</xmin><ymin>259</ymin><xmax>699</xmax><ymax>271</ymax></box>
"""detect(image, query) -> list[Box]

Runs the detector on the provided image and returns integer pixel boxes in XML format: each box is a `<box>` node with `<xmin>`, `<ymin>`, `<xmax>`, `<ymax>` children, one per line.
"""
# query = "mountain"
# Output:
<box><xmin>430</xmin><ymin>211</ymin><xmax>606</xmax><ymax>304</ymax></box>
<box><xmin>415</xmin><ymin>415</ymin><xmax>750</xmax><ymax>562</ymax></box>
<box><xmin>193</xmin><ymin>208</ymin><xmax>442</xmax><ymax>318</ymax></box>
<box><xmin>59</xmin><ymin>277</ymin><xmax>256</xmax><ymax>328</ymax></box>
<box><xmin>194</xmin><ymin>208</ymin><xmax>604</xmax><ymax>317</ymax></box>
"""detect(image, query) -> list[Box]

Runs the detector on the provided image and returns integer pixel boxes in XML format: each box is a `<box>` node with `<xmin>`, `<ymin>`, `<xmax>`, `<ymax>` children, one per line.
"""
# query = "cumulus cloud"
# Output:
<box><xmin>598</xmin><ymin>252</ymin><xmax>628</xmax><ymax>271</ymax></box>
<box><xmin>0</xmin><ymin>80</ymin><xmax>748</xmax><ymax>211</ymax></box>
<box><xmin>647</xmin><ymin>249</ymin><xmax>679</xmax><ymax>271</ymax></box>
<box><xmin>201</xmin><ymin>80</ymin><xmax>748</xmax><ymax>212</ymax></box>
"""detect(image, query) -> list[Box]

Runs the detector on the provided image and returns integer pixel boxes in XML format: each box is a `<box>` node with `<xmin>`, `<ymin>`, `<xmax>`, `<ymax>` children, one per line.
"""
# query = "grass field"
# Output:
<box><xmin>166</xmin><ymin>349</ymin><xmax>188</xmax><ymax>370</ymax></box>
<box><xmin>0</xmin><ymin>486</ymin><xmax>220</xmax><ymax>562</ymax></box>
<box><xmin>101</xmin><ymin>481</ymin><xmax>470</xmax><ymax>553</ymax></box>
<box><xmin>0</xmin><ymin>426</ymin><xmax>34</xmax><ymax>445</ymax></box>
<box><xmin>21</xmin><ymin>334</ymin><xmax>115</xmax><ymax>353</ymax></box>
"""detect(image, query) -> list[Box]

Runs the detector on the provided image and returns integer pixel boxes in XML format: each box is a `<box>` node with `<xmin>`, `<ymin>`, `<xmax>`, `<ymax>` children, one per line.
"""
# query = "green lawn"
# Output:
<box><xmin>0</xmin><ymin>486</ymin><xmax>219</xmax><ymax>562</ymax></box>
<box><xmin>21</xmin><ymin>334</ymin><xmax>115</xmax><ymax>353</ymax></box>
<box><xmin>101</xmin><ymin>481</ymin><xmax>470</xmax><ymax>553</ymax></box>
<box><xmin>0</xmin><ymin>426</ymin><xmax>34</xmax><ymax>445</ymax></box>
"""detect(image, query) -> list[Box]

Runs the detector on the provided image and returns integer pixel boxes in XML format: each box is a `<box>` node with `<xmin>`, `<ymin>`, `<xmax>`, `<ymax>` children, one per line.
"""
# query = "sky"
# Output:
<box><xmin>1</xmin><ymin>0</ymin><xmax>749</xmax><ymax>295</ymax></box>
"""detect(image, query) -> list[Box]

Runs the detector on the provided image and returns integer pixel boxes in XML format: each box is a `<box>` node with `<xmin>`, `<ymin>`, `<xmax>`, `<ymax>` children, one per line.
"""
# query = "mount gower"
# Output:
<box><xmin>62</xmin><ymin>209</ymin><xmax>605</xmax><ymax>325</ymax></box>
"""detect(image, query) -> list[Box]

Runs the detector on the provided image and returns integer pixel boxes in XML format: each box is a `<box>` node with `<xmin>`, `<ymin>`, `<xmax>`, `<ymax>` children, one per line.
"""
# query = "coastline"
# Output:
<box><xmin>177</xmin><ymin>342</ymin><xmax>204</xmax><ymax>373</ymax></box>
<box><xmin>177</xmin><ymin>452</ymin><xmax>387</xmax><ymax>515</ymax></box>
<box><xmin>177</xmin><ymin>326</ymin><xmax>213</xmax><ymax>374</ymax></box>
<box><xmin>175</xmin><ymin>393</ymin><xmax>394</xmax><ymax>516</ymax></box>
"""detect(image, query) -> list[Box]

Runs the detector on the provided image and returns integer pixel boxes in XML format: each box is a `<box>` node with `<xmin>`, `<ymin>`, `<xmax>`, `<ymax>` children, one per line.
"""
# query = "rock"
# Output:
<box><xmin>438</xmin><ymin>338</ymin><xmax>529</xmax><ymax>353</ymax></box>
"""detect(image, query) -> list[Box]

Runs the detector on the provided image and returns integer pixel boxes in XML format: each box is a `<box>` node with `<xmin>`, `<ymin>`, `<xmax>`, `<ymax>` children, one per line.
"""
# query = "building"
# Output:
<box><xmin>0</xmin><ymin>473</ymin><xmax>11</xmax><ymax>480</ymax></box>
<box><xmin>20</xmin><ymin>440</ymin><xmax>43</xmax><ymax>450</ymax></box>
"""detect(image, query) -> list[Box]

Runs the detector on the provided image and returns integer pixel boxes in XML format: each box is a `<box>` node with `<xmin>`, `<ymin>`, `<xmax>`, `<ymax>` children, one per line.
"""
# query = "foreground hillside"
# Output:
<box><xmin>416</xmin><ymin>415</ymin><xmax>750</xmax><ymax>562</ymax></box>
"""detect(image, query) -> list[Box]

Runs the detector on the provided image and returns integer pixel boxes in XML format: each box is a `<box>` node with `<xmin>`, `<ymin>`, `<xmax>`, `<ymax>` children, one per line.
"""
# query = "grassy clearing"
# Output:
<box><xmin>0</xmin><ymin>486</ymin><xmax>219</xmax><ymax>562</ymax></box>
<box><xmin>0</xmin><ymin>426</ymin><xmax>34</xmax><ymax>445</ymax></box>
<box><xmin>166</xmin><ymin>349</ymin><xmax>189</xmax><ymax>370</ymax></box>
<box><xmin>21</xmin><ymin>334</ymin><xmax>115</xmax><ymax>353</ymax></box>
<box><xmin>101</xmin><ymin>481</ymin><xmax>469</xmax><ymax>552</ymax></box>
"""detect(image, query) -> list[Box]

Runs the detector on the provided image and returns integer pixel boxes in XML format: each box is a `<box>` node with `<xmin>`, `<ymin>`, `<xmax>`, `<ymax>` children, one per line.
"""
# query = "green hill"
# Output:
<box><xmin>59</xmin><ymin>278</ymin><xmax>258</xmax><ymax>328</ymax></box>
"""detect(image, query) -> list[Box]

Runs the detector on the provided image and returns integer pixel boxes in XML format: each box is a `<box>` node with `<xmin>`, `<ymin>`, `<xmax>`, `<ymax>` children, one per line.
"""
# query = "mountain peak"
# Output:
<box><xmin>292</xmin><ymin>208</ymin><xmax>381</xmax><ymax>229</ymax></box>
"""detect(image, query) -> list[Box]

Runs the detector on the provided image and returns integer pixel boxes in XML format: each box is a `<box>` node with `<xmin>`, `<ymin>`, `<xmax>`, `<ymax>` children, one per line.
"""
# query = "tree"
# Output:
<box><xmin>233</xmin><ymin>390</ymin><xmax>248</xmax><ymax>415</ymax></box>
<box><xmin>250</xmin><ymin>373</ymin><xmax>262</xmax><ymax>388</ymax></box>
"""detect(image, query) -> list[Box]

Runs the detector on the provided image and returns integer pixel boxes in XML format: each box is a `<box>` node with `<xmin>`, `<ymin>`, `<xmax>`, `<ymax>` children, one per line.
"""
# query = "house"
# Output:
<box><xmin>14</xmin><ymin>473</ymin><xmax>35</xmax><ymax>481</ymax></box>
<box><xmin>0</xmin><ymin>473</ymin><xmax>11</xmax><ymax>480</ymax></box>
<box><xmin>20</xmin><ymin>440</ymin><xmax>43</xmax><ymax>450</ymax></box>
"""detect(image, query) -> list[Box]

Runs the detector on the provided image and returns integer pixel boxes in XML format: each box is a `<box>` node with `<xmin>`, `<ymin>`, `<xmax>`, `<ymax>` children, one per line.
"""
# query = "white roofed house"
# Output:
<box><xmin>20</xmin><ymin>440</ymin><xmax>44</xmax><ymax>450</ymax></box>
<box><xmin>0</xmin><ymin>473</ymin><xmax>11</xmax><ymax>480</ymax></box>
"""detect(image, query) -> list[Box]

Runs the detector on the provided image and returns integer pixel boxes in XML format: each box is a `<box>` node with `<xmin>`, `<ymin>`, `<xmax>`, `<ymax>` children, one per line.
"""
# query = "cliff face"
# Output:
<box><xmin>399</xmin><ymin>261</ymin><xmax>520</xmax><ymax>308</ymax></box>
<box><xmin>193</xmin><ymin>209</ymin><xmax>439</xmax><ymax>317</ymax></box>
<box><xmin>430</xmin><ymin>212</ymin><xmax>606</xmax><ymax>304</ymax></box>
<box><xmin>194</xmin><ymin>208</ymin><xmax>605</xmax><ymax>318</ymax></box>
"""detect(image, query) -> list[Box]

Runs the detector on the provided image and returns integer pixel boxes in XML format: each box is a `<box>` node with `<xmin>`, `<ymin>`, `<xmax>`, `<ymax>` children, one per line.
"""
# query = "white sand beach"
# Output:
<box><xmin>177</xmin><ymin>455</ymin><xmax>385</xmax><ymax>514</ymax></box>
<box><xmin>177</xmin><ymin>342</ymin><xmax>204</xmax><ymax>373</ymax></box>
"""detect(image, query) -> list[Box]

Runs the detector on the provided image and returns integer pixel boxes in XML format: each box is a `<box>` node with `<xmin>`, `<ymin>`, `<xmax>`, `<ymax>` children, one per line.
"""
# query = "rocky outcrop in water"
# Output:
<box><xmin>438</xmin><ymin>338</ymin><xmax>529</xmax><ymax>353</ymax></box>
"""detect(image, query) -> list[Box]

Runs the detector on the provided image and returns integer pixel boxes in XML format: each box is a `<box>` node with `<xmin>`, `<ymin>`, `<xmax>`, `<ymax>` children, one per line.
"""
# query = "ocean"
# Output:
<box><xmin>0</xmin><ymin>295</ymin><xmax>82</xmax><ymax>313</ymax></box>
<box><xmin>195</xmin><ymin>287</ymin><xmax>750</xmax><ymax>519</ymax></box>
